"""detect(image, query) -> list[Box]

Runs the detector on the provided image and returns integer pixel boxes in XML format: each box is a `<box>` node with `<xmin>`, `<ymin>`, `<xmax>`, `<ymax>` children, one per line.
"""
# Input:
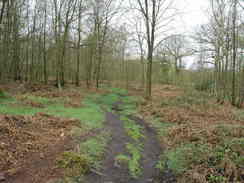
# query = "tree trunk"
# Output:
<box><xmin>231</xmin><ymin>0</ymin><xmax>237</xmax><ymax>106</ymax></box>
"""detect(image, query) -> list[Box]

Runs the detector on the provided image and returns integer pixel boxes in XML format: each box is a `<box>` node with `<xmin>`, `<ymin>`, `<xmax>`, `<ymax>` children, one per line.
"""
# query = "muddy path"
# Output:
<box><xmin>85</xmin><ymin>101</ymin><xmax>163</xmax><ymax>183</ymax></box>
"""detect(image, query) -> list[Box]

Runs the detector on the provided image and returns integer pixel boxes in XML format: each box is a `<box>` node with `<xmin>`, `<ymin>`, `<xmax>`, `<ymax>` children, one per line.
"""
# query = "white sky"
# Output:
<box><xmin>173</xmin><ymin>0</ymin><xmax>209</xmax><ymax>34</ymax></box>
<box><xmin>174</xmin><ymin>0</ymin><xmax>210</xmax><ymax>68</ymax></box>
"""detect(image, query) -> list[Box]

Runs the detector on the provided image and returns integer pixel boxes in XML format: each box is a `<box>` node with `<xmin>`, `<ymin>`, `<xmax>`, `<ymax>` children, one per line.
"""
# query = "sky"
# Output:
<box><xmin>173</xmin><ymin>0</ymin><xmax>209</xmax><ymax>35</ymax></box>
<box><xmin>172</xmin><ymin>0</ymin><xmax>210</xmax><ymax>68</ymax></box>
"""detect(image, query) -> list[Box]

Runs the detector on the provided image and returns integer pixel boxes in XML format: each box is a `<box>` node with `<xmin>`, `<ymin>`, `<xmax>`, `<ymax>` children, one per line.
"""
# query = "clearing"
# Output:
<box><xmin>0</xmin><ymin>83</ymin><xmax>243</xmax><ymax>183</ymax></box>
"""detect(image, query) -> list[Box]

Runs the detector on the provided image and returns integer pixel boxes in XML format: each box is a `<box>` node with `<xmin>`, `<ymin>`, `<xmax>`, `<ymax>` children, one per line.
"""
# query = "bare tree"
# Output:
<box><xmin>163</xmin><ymin>34</ymin><xmax>193</xmax><ymax>75</ymax></box>
<box><xmin>134</xmin><ymin>0</ymin><xmax>176</xmax><ymax>98</ymax></box>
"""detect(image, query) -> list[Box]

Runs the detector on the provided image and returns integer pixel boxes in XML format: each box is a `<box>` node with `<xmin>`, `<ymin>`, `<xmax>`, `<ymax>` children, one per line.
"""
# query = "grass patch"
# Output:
<box><xmin>0</xmin><ymin>93</ymin><xmax>105</xmax><ymax>130</ymax></box>
<box><xmin>57</xmin><ymin>151</ymin><xmax>91</xmax><ymax>176</ymax></box>
<box><xmin>121</xmin><ymin>96</ymin><xmax>140</xmax><ymax>115</ymax></box>
<box><xmin>115</xmin><ymin>94</ymin><xmax>145</xmax><ymax>179</ymax></box>
<box><xmin>157</xmin><ymin>128</ymin><xmax>244</xmax><ymax>182</ymax></box>
<box><xmin>97</xmin><ymin>93</ymin><xmax>120</xmax><ymax>107</ymax></box>
<box><xmin>126</xmin><ymin>143</ymin><xmax>143</xmax><ymax>178</ymax></box>
<box><xmin>24</xmin><ymin>95</ymin><xmax>53</xmax><ymax>105</ymax></box>
<box><xmin>0</xmin><ymin>103</ymin><xmax>42</xmax><ymax>115</ymax></box>
<box><xmin>116</xmin><ymin>143</ymin><xmax>143</xmax><ymax>179</ymax></box>
<box><xmin>150</xmin><ymin>119</ymin><xmax>175</xmax><ymax>137</ymax></box>
<box><xmin>78</xmin><ymin>131</ymin><xmax>111</xmax><ymax>170</ymax></box>
<box><xmin>115</xmin><ymin>154</ymin><xmax>130</xmax><ymax>165</ymax></box>
<box><xmin>119</xmin><ymin>114</ymin><xmax>144</xmax><ymax>179</ymax></box>
<box><xmin>56</xmin><ymin>131</ymin><xmax>111</xmax><ymax>182</ymax></box>
<box><xmin>0</xmin><ymin>90</ymin><xmax>12</xmax><ymax>99</ymax></box>
<box><xmin>86</xmin><ymin>92</ymin><xmax>121</xmax><ymax>111</ymax></box>
<box><xmin>46</xmin><ymin>102</ymin><xmax>104</xmax><ymax>130</ymax></box>
<box><xmin>122</xmin><ymin>116</ymin><xmax>144</xmax><ymax>142</ymax></box>
<box><xmin>110</xmin><ymin>87</ymin><xmax>128</xmax><ymax>96</ymax></box>
<box><xmin>157</xmin><ymin>143</ymin><xmax>210</xmax><ymax>175</ymax></box>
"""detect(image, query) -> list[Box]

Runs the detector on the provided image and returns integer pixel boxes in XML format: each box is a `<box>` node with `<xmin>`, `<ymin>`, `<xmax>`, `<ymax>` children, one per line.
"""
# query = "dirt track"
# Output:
<box><xmin>85</xmin><ymin>101</ymin><xmax>170</xmax><ymax>183</ymax></box>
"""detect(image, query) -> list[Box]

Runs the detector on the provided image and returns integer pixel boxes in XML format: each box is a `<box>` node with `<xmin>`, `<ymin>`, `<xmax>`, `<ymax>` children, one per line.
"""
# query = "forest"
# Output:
<box><xmin>0</xmin><ymin>0</ymin><xmax>243</xmax><ymax>183</ymax></box>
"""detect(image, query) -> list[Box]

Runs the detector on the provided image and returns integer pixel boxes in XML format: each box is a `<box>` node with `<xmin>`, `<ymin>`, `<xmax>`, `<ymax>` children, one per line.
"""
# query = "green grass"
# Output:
<box><xmin>122</xmin><ymin>116</ymin><xmax>144</xmax><ymax>142</ymax></box>
<box><xmin>151</xmin><ymin>119</ymin><xmax>175</xmax><ymax>138</ymax></box>
<box><xmin>115</xmin><ymin>154</ymin><xmax>130</xmax><ymax>164</ymax></box>
<box><xmin>119</xmin><ymin>103</ymin><xmax>144</xmax><ymax>179</ymax></box>
<box><xmin>110</xmin><ymin>87</ymin><xmax>128</xmax><ymax>96</ymax></box>
<box><xmin>157</xmin><ymin>143</ymin><xmax>210</xmax><ymax>175</ymax></box>
<box><xmin>25</xmin><ymin>95</ymin><xmax>53</xmax><ymax>105</ymax></box>
<box><xmin>78</xmin><ymin>131</ymin><xmax>111</xmax><ymax>170</ymax></box>
<box><xmin>0</xmin><ymin>103</ymin><xmax>42</xmax><ymax>115</ymax></box>
<box><xmin>56</xmin><ymin>131</ymin><xmax>111</xmax><ymax>182</ymax></box>
<box><xmin>115</xmin><ymin>143</ymin><xmax>143</xmax><ymax>179</ymax></box>
<box><xmin>126</xmin><ymin>143</ymin><xmax>143</xmax><ymax>178</ymax></box>
<box><xmin>156</xmin><ymin>138</ymin><xmax>244</xmax><ymax>181</ymax></box>
<box><xmin>86</xmin><ymin>92</ymin><xmax>121</xmax><ymax>112</ymax></box>
<box><xmin>0</xmin><ymin>93</ymin><xmax>105</xmax><ymax>130</ymax></box>
<box><xmin>46</xmin><ymin>101</ymin><xmax>104</xmax><ymax>130</ymax></box>
<box><xmin>121</xmin><ymin>96</ymin><xmax>140</xmax><ymax>115</ymax></box>
<box><xmin>57</xmin><ymin>151</ymin><xmax>91</xmax><ymax>175</ymax></box>
<box><xmin>98</xmin><ymin>93</ymin><xmax>120</xmax><ymax>107</ymax></box>
<box><xmin>114</xmin><ymin>93</ymin><xmax>145</xmax><ymax>179</ymax></box>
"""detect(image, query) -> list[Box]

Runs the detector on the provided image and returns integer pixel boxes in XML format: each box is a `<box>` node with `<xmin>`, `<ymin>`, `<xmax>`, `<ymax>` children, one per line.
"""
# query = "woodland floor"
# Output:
<box><xmin>0</xmin><ymin>82</ymin><xmax>243</xmax><ymax>183</ymax></box>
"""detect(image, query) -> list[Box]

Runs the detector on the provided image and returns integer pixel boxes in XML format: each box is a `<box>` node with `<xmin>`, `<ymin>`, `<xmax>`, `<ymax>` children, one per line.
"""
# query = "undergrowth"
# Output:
<box><xmin>78</xmin><ymin>131</ymin><xmax>111</xmax><ymax>170</ymax></box>
<box><xmin>140</xmin><ymin>86</ymin><xmax>244</xmax><ymax>183</ymax></box>
<box><xmin>56</xmin><ymin>131</ymin><xmax>111</xmax><ymax>182</ymax></box>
